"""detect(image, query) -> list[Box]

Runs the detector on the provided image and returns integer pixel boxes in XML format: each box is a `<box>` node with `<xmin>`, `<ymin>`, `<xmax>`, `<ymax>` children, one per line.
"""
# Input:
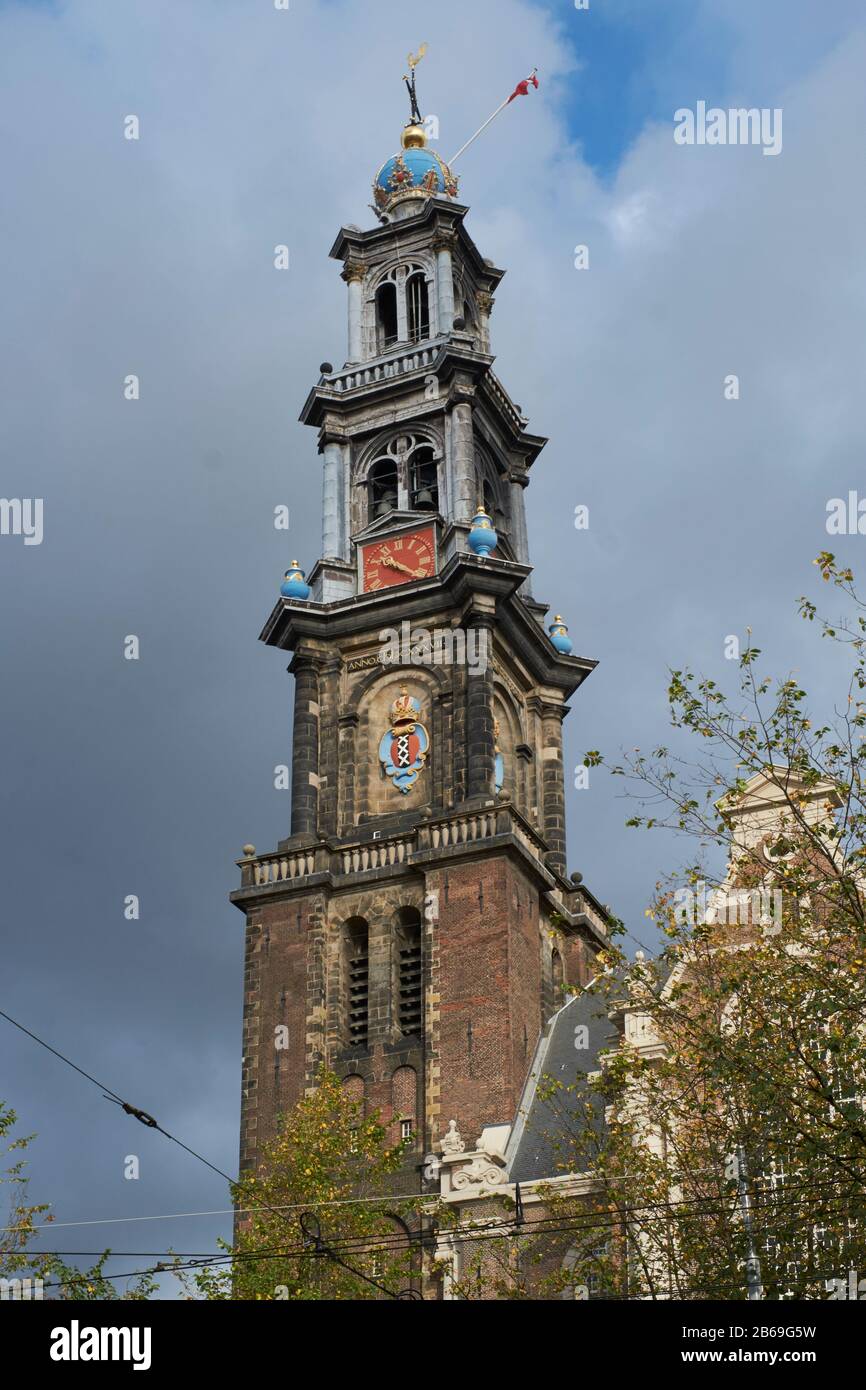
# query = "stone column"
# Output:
<box><xmin>290</xmin><ymin>654</ymin><xmax>320</xmax><ymax>836</ymax></box>
<box><xmin>341</xmin><ymin>261</ymin><xmax>365</xmax><ymax>364</ymax></box>
<box><xmin>433</xmin><ymin>232</ymin><xmax>456</xmax><ymax>336</ymax></box>
<box><xmin>476</xmin><ymin>291</ymin><xmax>494</xmax><ymax>352</ymax></box>
<box><xmin>321</xmin><ymin>439</ymin><xmax>343</xmax><ymax>560</ymax></box>
<box><xmin>466</xmin><ymin>605</ymin><xmax>496</xmax><ymax>798</ymax></box>
<box><xmin>448</xmin><ymin>390</ymin><xmax>476</xmax><ymax>524</ymax></box>
<box><xmin>540</xmin><ymin>699</ymin><xmax>567</xmax><ymax>875</ymax></box>
<box><xmin>510</xmin><ymin>476</ymin><xmax>532</xmax><ymax>595</ymax></box>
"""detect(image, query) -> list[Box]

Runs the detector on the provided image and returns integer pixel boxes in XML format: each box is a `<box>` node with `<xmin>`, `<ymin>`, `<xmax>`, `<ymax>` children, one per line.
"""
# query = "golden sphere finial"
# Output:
<box><xmin>401</xmin><ymin>122</ymin><xmax>427</xmax><ymax>150</ymax></box>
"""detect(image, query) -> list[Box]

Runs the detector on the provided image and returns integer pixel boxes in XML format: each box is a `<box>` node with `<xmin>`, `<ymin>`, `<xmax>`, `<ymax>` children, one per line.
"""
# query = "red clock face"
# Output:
<box><xmin>362</xmin><ymin>527</ymin><xmax>436</xmax><ymax>592</ymax></box>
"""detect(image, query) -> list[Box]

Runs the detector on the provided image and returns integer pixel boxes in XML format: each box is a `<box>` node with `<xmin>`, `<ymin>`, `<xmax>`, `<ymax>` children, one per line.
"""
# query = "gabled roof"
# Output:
<box><xmin>717</xmin><ymin>766</ymin><xmax>841</xmax><ymax>820</ymax></box>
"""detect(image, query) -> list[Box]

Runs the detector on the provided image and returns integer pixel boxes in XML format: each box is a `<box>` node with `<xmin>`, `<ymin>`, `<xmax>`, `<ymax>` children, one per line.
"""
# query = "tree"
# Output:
<box><xmin>535</xmin><ymin>554</ymin><xmax>866</xmax><ymax>1300</ymax></box>
<box><xmin>186</xmin><ymin>1068</ymin><xmax>422</xmax><ymax>1300</ymax></box>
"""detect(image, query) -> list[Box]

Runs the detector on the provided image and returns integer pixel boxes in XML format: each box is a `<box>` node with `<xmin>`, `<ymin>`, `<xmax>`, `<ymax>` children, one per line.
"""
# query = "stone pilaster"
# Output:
<box><xmin>539</xmin><ymin>698</ymin><xmax>567</xmax><ymax>875</ymax></box>
<box><xmin>509</xmin><ymin>475</ymin><xmax>532</xmax><ymax>595</ymax></box>
<box><xmin>466</xmin><ymin>604</ymin><xmax>496</xmax><ymax>799</ymax></box>
<box><xmin>432</xmin><ymin>231</ymin><xmax>456</xmax><ymax>336</ymax></box>
<box><xmin>448</xmin><ymin>388</ymin><xmax>476</xmax><ymax>525</ymax></box>
<box><xmin>290</xmin><ymin>653</ymin><xmax>320</xmax><ymax>836</ymax></box>
<box><xmin>476</xmin><ymin>290</ymin><xmax>494</xmax><ymax>353</ymax></box>
<box><xmin>238</xmin><ymin>914</ymin><xmax>263</xmax><ymax>1174</ymax></box>
<box><xmin>321</xmin><ymin>438</ymin><xmax>344</xmax><ymax>561</ymax></box>
<box><xmin>341</xmin><ymin>260</ymin><xmax>365</xmax><ymax>364</ymax></box>
<box><xmin>316</xmin><ymin>657</ymin><xmax>342</xmax><ymax>836</ymax></box>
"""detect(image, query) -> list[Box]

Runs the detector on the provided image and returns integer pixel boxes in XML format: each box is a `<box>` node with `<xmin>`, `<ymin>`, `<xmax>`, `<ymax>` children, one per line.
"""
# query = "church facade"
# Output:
<box><xmin>230</xmin><ymin>106</ymin><xmax>611</xmax><ymax>1188</ymax></box>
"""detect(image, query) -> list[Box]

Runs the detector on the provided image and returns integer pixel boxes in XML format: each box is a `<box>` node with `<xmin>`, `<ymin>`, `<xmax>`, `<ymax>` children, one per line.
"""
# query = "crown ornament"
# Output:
<box><xmin>390</xmin><ymin>684</ymin><xmax>418</xmax><ymax>732</ymax></box>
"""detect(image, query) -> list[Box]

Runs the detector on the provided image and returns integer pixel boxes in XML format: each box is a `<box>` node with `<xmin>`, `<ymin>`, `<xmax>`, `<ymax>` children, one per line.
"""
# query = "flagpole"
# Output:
<box><xmin>448</xmin><ymin>98</ymin><xmax>511</xmax><ymax>166</ymax></box>
<box><xmin>448</xmin><ymin>69</ymin><xmax>538</xmax><ymax>165</ymax></box>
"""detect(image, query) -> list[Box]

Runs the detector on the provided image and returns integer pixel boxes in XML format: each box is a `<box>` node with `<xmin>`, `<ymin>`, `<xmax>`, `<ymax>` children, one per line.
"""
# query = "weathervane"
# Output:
<box><xmin>403</xmin><ymin>43</ymin><xmax>427</xmax><ymax>126</ymax></box>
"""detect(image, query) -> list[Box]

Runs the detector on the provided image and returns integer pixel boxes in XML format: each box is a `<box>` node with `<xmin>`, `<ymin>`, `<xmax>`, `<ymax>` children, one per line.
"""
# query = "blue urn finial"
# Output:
<box><xmin>280</xmin><ymin>560</ymin><xmax>311</xmax><ymax>601</ymax></box>
<box><xmin>549</xmin><ymin>614</ymin><xmax>573</xmax><ymax>654</ymax></box>
<box><xmin>468</xmin><ymin>505</ymin><xmax>498</xmax><ymax>558</ymax></box>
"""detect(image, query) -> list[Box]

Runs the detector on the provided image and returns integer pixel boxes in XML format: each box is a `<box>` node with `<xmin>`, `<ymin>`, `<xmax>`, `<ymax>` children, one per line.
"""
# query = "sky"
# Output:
<box><xmin>2</xmin><ymin>0</ymin><xmax>866</xmax><ymax>1295</ymax></box>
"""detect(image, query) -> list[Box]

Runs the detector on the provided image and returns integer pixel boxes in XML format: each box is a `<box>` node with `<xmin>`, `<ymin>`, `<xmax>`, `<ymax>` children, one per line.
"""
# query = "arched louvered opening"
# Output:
<box><xmin>395</xmin><ymin>908</ymin><xmax>423</xmax><ymax>1038</ymax></box>
<box><xmin>406</xmin><ymin>271</ymin><xmax>430</xmax><ymax>343</ymax></box>
<box><xmin>376</xmin><ymin>280</ymin><xmax>399</xmax><ymax>352</ymax></box>
<box><xmin>343</xmin><ymin>917</ymin><xmax>369</xmax><ymax>1049</ymax></box>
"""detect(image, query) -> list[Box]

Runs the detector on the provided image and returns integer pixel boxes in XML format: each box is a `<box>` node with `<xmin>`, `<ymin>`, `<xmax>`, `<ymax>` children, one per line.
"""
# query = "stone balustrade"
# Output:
<box><xmin>322</xmin><ymin>341</ymin><xmax>441</xmax><ymax>395</ymax></box>
<box><xmin>340</xmin><ymin>837</ymin><xmax>411</xmax><ymax>874</ymax></box>
<box><xmin>426</xmin><ymin>809</ymin><xmax>496</xmax><ymax>848</ymax></box>
<box><xmin>238</xmin><ymin>802</ymin><xmax>552</xmax><ymax>892</ymax></box>
<box><xmin>251</xmin><ymin>847</ymin><xmax>319</xmax><ymax>886</ymax></box>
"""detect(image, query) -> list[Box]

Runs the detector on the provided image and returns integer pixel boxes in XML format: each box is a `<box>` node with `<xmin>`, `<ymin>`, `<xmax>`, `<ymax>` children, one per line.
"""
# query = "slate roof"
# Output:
<box><xmin>505</xmin><ymin>983</ymin><xmax>620</xmax><ymax>1184</ymax></box>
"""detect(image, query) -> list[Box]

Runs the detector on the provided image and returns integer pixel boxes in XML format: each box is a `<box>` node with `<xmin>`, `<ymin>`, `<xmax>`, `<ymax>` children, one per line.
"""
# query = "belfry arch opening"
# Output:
<box><xmin>375</xmin><ymin>281</ymin><xmax>399</xmax><ymax>352</ymax></box>
<box><xmin>406</xmin><ymin>271</ymin><xmax>430</xmax><ymax>342</ymax></box>
<box><xmin>409</xmin><ymin>444</ymin><xmax>438</xmax><ymax>511</ymax></box>
<box><xmin>343</xmin><ymin>917</ymin><xmax>370</xmax><ymax>1049</ymax></box>
<box><xmin>395</xmin><ymin>908</ymin><xmax>423</xmax><ymax>1039</ymax></box>
<box><xmin>369</xmin><ymin>457</ymin><xmax>399</xmax><ymax>520</ymax></box>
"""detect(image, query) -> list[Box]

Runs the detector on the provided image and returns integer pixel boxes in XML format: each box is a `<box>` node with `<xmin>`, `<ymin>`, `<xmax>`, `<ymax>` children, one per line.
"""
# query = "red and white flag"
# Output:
<box><xmin>507</xmin><ymin>70</ymin><xmax>539</xmax><ymax>104</ymax></box>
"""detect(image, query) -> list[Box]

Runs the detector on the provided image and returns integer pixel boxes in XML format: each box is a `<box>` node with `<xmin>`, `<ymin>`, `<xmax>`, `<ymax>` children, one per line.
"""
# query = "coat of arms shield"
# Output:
<box><xmin>379</xmin><ymin>686</ymin><xmax>430</xmax><ymax>794</ymax></box>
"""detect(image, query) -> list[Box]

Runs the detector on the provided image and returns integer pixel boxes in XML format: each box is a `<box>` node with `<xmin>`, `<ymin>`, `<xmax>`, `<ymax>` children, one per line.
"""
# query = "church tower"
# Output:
<box><xmin>231</xmin><ymin>79</ymin><xmax>610</xmax><ymax>1182</ymax></box>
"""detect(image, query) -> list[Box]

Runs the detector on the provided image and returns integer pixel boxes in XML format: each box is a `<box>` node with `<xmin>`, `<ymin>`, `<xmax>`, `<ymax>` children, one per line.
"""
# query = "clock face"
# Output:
<box><xmin>361</xmin><ymin>527</ymin><xmax>436</xmax><ymax>592</ymax></box>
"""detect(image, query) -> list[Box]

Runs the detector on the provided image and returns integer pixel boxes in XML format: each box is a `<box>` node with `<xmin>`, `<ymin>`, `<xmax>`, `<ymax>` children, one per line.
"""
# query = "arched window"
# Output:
<box><xmin>376</xmin><ymin>281</ymin><xmax>398</xmax><ymax>352</ymax></box>
<box><xmin>392</xmin><ymin>1065</ymin><xmax>418</xmax><ymax>1139</ymax></box>
<box><xmin>342</xmin><ymin>1073</ymin><xmax>364</xmax><ymax>1104</ymax></box>
<box><xmin>343</xmin><ymin>918</ymin><xmax>369</xmax><ymax>1048</ymax></box>
<box><xmin>409</xmin><ymin>444</ymin><xmax>438</xmax><ymax>512</ymax></box>
<box><xmin>342</xmin><ymin>1073</ymin><xmax>365</xmax><ymax>1149</ymax></box>
<box><xmin>395</xmin><ymin>908</ymin><xmax>423</xmax><ymax>1038</ymax></box>
<box><xmin>551</xmin><ymin>948</ymin><xmax>564</xmax><ymax>1004</ymax></box>
<box><xmin>372</xmin><ymin>263</ymin><xmax>431</xmax><ymax>355</ymax></box>
<box><xmin>368</xmin><ymin>458</ymin><xmax>398</xmax><ymax>521</ymax></box>
<box><xmin>406</xmin><ymin>271</ymin><xmax>430</xmax><ymax>343</ymax></box>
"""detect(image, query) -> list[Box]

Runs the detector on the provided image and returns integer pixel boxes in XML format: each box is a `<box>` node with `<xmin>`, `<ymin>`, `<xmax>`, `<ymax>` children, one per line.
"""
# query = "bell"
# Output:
<box><xmin>414</xmin><ymin>487</ymin><xmax>435</xmax><ymax>509</ymax></box>
<box><xmin>375</xmin><ymin>490</ymin><xmax>397</xmax><ymax>517</ymax></box>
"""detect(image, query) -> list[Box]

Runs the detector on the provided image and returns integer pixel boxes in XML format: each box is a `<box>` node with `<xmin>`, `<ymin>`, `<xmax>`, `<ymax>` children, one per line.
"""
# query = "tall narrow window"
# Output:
<box><xmin>344</xmin><ymin>918</ymin><xmax>369</xmax><ymax>1048</ymax></box>
<box><xmin>376</xmin><ymin>281</ymin><xmax>398</xmax><ymax>352</ymax></box>
<box><xmin>406</xmin><ymin>272</ymin><xmax>430</xmax><ymax>343</ymax></box>
<box><xmin>396</xmin><ymin>910</ymin><xmax>423</xmax><ymax>1037</ymax></box>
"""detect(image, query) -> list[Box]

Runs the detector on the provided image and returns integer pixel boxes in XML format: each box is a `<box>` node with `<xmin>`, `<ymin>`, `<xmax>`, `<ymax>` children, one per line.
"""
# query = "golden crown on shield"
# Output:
<box><xmin>390</xmin><ymin>685</ymin><xmax>417</xmax><ymax>733</ymax></box>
